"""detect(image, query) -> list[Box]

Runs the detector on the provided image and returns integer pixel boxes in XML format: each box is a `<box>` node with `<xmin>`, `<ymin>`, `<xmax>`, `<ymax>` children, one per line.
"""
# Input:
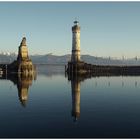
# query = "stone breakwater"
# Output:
<box><xmin>67</xmin><ymin>61</ymin><xmax>140</xmax><ymax>76</ymax></box>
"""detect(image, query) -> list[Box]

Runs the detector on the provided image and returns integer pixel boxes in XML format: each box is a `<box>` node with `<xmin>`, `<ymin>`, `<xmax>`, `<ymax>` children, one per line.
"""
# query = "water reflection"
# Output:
<box><xmin>36</xmin><ymin>64</ymin><xmax>65</xmax><ymax>77</ymax></box>
<box><xmin>67</xmin><ymin>72</ymin><xmax>140</xmax><ymax>123</ymax></box>
<box><xmin>68</xmin><ymin>74</ymin><xmax>92</xmax><ymax>122</ymax></box>
<box><xmin>17</xmin><ymin>74</ymin><xmax>36</xmax><ymax>107</ymax></box>
<box><xmin>0</xmin><ymin>73</ymin><xmax>36</xmax><ymax>107</ymax></box>
<box><xmin>71</xmin><ymin>76</ymin><xmax>80</xmax><ymax>121</ymax></box>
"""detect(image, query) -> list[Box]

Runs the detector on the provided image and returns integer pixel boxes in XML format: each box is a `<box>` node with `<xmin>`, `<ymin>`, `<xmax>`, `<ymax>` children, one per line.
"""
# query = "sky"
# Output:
<box><xmin>0</xmin><ymin>2</ymin><xmax>140</xmax><ymax>58</ymax></box>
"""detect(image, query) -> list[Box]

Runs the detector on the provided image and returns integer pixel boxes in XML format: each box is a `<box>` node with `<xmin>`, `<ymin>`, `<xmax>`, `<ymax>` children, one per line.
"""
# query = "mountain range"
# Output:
<box><xmin>0</xmin><ymin>53</ymin><xmax>140</xmax><ymax>66</ymax></box>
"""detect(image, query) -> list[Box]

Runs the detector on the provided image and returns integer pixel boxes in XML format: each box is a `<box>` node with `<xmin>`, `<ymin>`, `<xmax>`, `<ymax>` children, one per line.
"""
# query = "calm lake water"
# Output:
<box><xmin>1</xmin><ymin>65</ymin><xmax>140</xmax><ymax>138</ymax></box>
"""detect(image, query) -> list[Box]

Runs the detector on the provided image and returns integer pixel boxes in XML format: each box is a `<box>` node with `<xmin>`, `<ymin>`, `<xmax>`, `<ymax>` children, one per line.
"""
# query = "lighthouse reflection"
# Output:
<box><xmin>68</xmin><ymin>73</ymin><xmax>91</xmax><ymax>122</ymax></box>
<box><xmin>71</xmin><ymin>76</ymin><xmax>81</xmax><ymax>121</ymax></box>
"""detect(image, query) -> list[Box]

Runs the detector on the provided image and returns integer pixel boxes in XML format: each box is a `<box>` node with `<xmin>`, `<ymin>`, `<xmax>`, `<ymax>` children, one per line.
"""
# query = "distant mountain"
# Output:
<box><xmin>30</xmin><ymin>54</ymin><xmax>71</xmax><ymax>64</ymax></box>
<box><xmin>0</xmin><ymin>53</ymin><xmax>140</xmax><ymax>66</ymax></box>
<box><xmin>0</xmin><ymin>53</ymin><xmax>16</xmax><ymax>64</ymax></box>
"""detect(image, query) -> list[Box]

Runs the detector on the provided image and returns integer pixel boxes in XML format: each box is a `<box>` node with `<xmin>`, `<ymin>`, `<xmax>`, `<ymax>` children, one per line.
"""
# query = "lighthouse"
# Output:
<box><xmin>71</xmin><ymin>20</ymin><xmax>81</xmax><ymax>62</ymax></box>
<box><xmin>67</xmin><ymin>21</ymin><xmax>85</xmax><ymax>74</ymax></box>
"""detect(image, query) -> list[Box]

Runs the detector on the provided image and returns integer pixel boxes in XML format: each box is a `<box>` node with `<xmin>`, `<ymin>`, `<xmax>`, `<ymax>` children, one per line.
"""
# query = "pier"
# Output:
<box><xmin>66</xmin><ymin>21</ymin><xmax>140</xmax><ymax>75</ymax></box>
<box><xmin>67</xmin><ymin>61</ymin><xmax>140</xmax><ymax>76</ymax></box>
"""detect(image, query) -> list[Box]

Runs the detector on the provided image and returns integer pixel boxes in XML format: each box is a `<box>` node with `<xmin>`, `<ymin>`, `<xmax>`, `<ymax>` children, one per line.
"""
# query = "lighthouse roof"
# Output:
<box><xmin>74</xmin><ymin>20</ymin><xmax>79</xmax><ymax>25</ymax></box>
<box><xmin>72</xmin><ymin>20</ymin><xmax>80</xmax><ymax>32</ymax></box>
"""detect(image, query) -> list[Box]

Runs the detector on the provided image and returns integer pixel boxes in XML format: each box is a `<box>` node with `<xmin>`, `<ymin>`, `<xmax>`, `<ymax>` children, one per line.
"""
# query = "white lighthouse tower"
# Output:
<box><xmin>71</xmin><ymin>20</ymin><xmax>81</xmax><ymax>63</ymax></box>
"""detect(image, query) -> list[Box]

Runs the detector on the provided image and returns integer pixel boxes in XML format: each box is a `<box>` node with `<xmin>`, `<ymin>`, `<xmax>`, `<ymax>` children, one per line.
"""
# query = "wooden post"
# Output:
<box><xmin>5</xmin><ymin>64</ymin><xmax>7</xmax><ymax>79</ymax></box>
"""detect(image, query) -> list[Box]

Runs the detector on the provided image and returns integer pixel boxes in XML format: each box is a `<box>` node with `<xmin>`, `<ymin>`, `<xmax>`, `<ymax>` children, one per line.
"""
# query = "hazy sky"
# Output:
<box><xmin>0</xmin><ymin>2</ymin><xmax>140</xmax><ymax>58</ymax></box>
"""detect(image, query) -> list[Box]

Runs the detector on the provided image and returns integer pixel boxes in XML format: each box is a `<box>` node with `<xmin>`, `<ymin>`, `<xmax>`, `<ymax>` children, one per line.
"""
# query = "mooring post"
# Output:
<box><xmin>72</xmin><ymin>63</ymin><xmax>73</xmax><ymax>73</ymax></box>
<box><xmin>68</xmin><ymin>63</ymin><xmax>69</xmax><ymax>73</ymax></box>
<box><xmin>72</xmin><ymin>63</ymin><xmax>74</xmax><ymax>79</ymax></box>
<box><xmin>65</xmin><ymin>65</ymin><xmax>67</xmax><ymax>77</ymax></box>
<box><xmin>65</xmin><ymin>65</ymin><xmax>67</xmax><ymax>72</ymax></box>
<box><xmin>5</xmin><ymin>64</ymin><xmax>7</xmax><ymax>79</ymax></box>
